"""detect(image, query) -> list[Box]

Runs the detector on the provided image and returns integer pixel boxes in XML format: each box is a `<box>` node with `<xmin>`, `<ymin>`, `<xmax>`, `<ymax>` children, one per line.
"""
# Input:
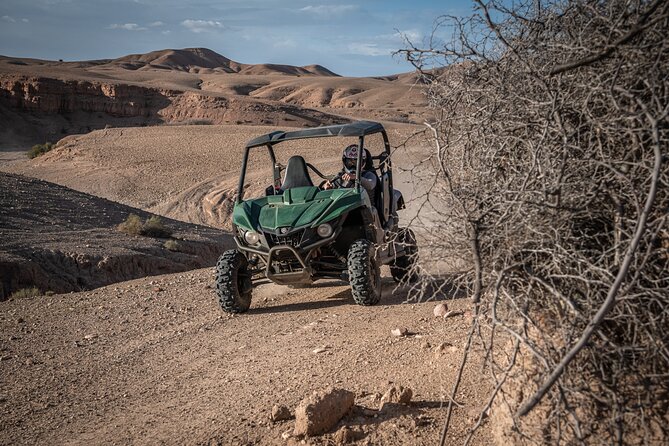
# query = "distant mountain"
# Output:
<box><xmin>108</xmin><ymin>48</ymin><xmax>340</xmax><ymax>77</ymax></box>
<box><xmin>374</xmin><ymin>66</ymin><xmax>452</xmax><ymax>84</ymax></box>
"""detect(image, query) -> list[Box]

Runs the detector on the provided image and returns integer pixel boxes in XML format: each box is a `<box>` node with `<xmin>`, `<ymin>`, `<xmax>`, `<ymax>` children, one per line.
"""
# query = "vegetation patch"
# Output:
<box><xmin>118</xmin><ymin>214</ymin><xmax>173</xmax><ymax>238</ymax></box>
<box><xmin>163</xmin><ymin>239</ymin><xmax>180</xmax><ymax>251</ymax></box>
<box><xmin>9</xmin><ymin>287</ymin><xmax>41</xmax><ymax>299</ymax></box>
<box><xmin>27</xmin><ymin>142</ymin><xmax>54</xmax><ymax>159</ymax></box>
<box><xmin>166</xmin><ymin>119</ymin><xmax>213</xmax><ymax>126</ymax></box>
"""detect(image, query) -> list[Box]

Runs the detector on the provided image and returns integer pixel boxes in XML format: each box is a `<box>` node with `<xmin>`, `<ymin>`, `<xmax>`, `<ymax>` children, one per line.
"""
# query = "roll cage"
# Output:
<box><xmin>236</xmin><ymin>120</ymin><xmax>393</xmax><ymax>203</ymax></box>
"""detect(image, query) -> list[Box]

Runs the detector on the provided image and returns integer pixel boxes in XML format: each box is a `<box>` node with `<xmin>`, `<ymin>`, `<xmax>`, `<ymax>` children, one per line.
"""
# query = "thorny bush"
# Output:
<box><xmin>399</xmin><ymin>0</ymin><xmax>668</xmax><ymax>444</ymax></box>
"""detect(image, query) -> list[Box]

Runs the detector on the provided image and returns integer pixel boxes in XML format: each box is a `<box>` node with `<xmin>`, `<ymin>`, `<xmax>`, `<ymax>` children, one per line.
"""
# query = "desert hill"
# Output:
<box><xmin>3</xmin><ymin>123</ymin><xmax>422</xmax><ymax>230</ymax></box>
<box><xmin>109</xmin><ymin>47</ymin><xmax>340</xmax><ymax>76</ymax></box>
<box><xmin>0</xmin><ymin>171</ymin><xmax>233</xmax><ymax>299</ymax></box>
<box><xmin>0</xmin><ymin>48</ymin><xmax>428</xmax><ymax>148</ymax></box>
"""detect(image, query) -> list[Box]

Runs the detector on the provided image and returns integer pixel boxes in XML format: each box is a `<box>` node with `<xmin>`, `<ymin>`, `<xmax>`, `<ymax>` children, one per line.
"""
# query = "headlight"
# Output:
<box><xmin>317</xmin><ymin>223</ymin><xmax>333</xmax><ymax>238</ymax></box>
<box><xmin>244</xmin><ymin>230</ymin><xmax>260</xmax><ymax>245</ymax></box>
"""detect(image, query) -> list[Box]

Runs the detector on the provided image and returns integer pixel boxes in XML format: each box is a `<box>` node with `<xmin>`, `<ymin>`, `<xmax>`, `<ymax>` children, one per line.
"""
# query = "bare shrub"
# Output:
<box><xmin>118</xmin><ymin>214</ymin><xmax>173</xmax><ymax>238</ymax></box>
<box><xmin>9</xmin><ymin>287</ymin><xmax>41</xmax><ymax>299</ymax></box>
<box><xmin>142</xmin><ymin>215</ymin><xmax>173</xmax><ymax>238</ymax></box>
<box><xmin>399</xmin><ymin>0</ymin><xmax>669</xmax><ymax>444</ymax></box>
<box><xmin>117</xmin><ymin>214</ymin><xmax>143</xmax><ymax>236</ymax></box>
<box><xmin>27</xmin><ymin>142</ymin><xmax>54</xmax><ymax>159</ymax></box>
<box><xmin>165</xmin><ymin>119</ymin><xmax>214</xmax><ymax>126</ymax></box>
<box><xmin>163</xmin><ymin>239</ymin><xmax>180</xmax><ymax>251</ymax></box>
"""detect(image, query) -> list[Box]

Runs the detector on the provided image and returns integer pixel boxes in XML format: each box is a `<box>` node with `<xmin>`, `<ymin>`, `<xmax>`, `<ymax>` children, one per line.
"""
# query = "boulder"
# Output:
<box><xmin>293</xmin><ymin>387</ymin><xmax>355</xmax><ymax>437</ymax></box>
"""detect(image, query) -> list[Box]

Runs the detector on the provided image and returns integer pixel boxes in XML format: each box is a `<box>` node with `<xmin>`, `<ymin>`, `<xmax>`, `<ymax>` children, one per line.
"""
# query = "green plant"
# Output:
<box><xmin>9</xmin><ymin>287</ymin><xmax>41</xmax><ymax>299</ymax></box>
<box><xmin>117</xmin><ymin>214</ymin><xmax>144</xmax><ymax>236</ymax></box>
<box><xmin>163</xmin><ymin>239</ymin><xmax>180</xmax><ymax>251</ymax></box>
<box><xmin>27</xmin><ymin>142</ymin><xmax>54</xmax><ymax>159</ymax></box>
<box><xmin>142</xmin><ymin>215</ymin><xmax>173</xmax><ymax>238</ymax></box>
<box><xmin>118</xmin><ymin>214</ymin><xmax>173</xmax><ymax>238</ymax></box>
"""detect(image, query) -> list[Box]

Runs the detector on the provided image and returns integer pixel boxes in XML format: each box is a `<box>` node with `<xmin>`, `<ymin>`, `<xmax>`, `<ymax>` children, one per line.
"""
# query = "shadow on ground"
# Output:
<box><xmin>251</xmin><ymin>279</ymin><xmax>413</xmax><ymax>314</ymax></box>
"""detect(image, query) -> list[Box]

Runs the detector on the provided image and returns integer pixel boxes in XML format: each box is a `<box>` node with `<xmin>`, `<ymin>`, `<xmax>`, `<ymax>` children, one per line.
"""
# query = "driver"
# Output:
<box><xmin>323</xmin><ymin>144</ymin><xmax>378</xmax><ymax>199</ymax></box>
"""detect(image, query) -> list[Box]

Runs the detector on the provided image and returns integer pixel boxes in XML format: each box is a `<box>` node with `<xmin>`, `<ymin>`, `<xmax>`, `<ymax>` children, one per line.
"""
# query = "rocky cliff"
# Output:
<box><xmin>0</xmin><ymin>75</ymin><xmax>347</xmax><ymax>147</ymax></box>
<box><xmin>0</xmin><ymin>75</ymin><xmax>171</xmax><ymax>117</ymax></box>
<box><xmin>0</xmin><ymin>172</ymin><xmax>234</xmax><ymax>300</ymax></box>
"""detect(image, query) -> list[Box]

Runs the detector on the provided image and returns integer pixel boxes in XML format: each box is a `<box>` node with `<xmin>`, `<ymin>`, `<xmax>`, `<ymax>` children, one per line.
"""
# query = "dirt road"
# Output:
<box><xmin>0</xmin><ymin>268</ymin><xmax>489</xmax><ymax>445</ymax></box>
<box><xmin>0</xmin><ymin>123</ymin><xmax>493</xmax><ymax>444</ymax></box>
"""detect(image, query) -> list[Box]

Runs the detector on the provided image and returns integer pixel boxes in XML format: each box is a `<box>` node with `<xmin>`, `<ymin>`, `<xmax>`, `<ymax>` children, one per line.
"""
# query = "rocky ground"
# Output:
<box><xmin>0</xmin><ymin>268</ymin><xmax>490</xmax><ymax>445</ymax></box>
<box><xmin>0</xmin><ymin>171</ymin><xmax>233</xmax><ymax>299</ymax></box>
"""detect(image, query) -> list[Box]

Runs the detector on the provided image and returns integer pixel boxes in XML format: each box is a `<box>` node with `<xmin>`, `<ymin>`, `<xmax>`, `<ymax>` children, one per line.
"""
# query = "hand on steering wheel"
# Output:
<box><xmin>342</xmin><ymin>172</ymin><xmax>356</xmax><ymax>182</ymax></box>
<box><xmin>320</xmin><ymin>173</ymin><xmax>342</xmax><ymax>190</ymax></box>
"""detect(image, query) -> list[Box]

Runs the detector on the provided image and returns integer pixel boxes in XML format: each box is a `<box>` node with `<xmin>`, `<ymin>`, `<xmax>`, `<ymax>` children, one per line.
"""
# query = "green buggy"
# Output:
<box><xmin>214</xmin><ymin>121</ymin><xmax>418</xmax><ymax>313</ymax></box>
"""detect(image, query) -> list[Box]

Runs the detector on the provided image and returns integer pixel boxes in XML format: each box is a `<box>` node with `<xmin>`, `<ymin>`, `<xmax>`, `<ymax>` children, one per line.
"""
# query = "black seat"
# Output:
<box><xmin>281</xmin><ymin>156</ymin><xmax>314</xmax><ymax>190</ymax></box>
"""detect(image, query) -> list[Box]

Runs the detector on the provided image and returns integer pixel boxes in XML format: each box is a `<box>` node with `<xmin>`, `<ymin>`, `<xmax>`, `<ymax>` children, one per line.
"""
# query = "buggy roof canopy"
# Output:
<box><xmin>245</xmin><ymin>120</ymin><xmax>385</xmax><ymax>149</ymax></box>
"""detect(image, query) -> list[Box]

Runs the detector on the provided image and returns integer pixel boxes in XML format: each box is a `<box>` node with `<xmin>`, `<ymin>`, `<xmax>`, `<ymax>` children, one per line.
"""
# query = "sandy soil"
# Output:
<box><xmin>0</xmin><ymin>268</ymin><xmax>490</xmax><ymax>445</ymax></box>
<box><xmin>2</xmin><ymin>123</ymin><xmax>427</xmax><ymax>230</ymax></box>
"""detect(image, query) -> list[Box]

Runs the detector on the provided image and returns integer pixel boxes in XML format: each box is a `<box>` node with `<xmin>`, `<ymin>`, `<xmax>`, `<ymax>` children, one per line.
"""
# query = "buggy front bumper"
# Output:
<box><xmin>234</xmin><ymin>231</ymin><xmax>339</xmax><ymax>284</ymax></box>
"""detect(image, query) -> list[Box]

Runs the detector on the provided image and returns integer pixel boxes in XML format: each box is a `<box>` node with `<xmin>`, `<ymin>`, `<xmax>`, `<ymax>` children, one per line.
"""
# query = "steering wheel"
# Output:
<box><xmin>318</xmin><ymin>172</ymin><xmax>343</xmax><ymax>190</ymax></box>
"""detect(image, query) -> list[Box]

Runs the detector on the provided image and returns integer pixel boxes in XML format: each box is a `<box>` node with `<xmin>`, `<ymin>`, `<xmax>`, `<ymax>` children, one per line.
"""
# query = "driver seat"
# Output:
<box><xmin>281</xmin><ymin>156</ymin><xmax>314</xmax><ymax>190</ymax></box>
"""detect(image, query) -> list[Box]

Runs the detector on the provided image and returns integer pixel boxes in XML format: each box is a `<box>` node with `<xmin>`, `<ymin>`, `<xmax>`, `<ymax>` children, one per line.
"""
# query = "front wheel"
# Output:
<box><xmin>390</xmin><ymin>228</ymin><xmax>419</xmax><ymax>283</ymax></box>
<box><xmin>347</xmin><ymin>240</ymin><xmax>381</xmax><ymax>306</ymax></box>
<box><xmin>215</xmin><ymin>250</ymin><xmax>253</xmax><ymax>313</ymax></box>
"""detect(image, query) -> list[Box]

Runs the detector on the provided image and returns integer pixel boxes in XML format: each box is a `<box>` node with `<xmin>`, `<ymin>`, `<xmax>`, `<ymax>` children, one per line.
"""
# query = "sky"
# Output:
<box><xmin>0</xmin><ymin>0</ymin><xmax>473</xmax><ymax>77</ymax></box>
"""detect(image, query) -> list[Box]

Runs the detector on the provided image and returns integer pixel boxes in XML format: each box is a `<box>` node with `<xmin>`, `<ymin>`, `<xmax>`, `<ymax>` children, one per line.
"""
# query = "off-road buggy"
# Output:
<box><xmin>214</xmin><ymin>120</ymin><xmax>418</xmax><ymax>313</ymax></box>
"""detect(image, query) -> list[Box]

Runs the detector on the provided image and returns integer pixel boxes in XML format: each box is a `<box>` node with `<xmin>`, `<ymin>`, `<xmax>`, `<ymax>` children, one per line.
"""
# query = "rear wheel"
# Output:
<box><xmin>215</xmin><ymin>250</ymin><xmax>253</xmax><ymax>313</ymax></box>
<box><xmin>390</xmin><ymin>228</ymin><xmax>419</xmax><ymax>283</ymax></box>
<box><xmin>347</xmin><ymin>239</ymin><xmax>381</xmax><ymax>305</ymax></box>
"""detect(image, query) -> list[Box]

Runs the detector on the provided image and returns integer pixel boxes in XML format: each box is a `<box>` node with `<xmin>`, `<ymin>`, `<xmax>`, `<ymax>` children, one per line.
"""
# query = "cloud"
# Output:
<box><xmin>396</xmin><ymin>30</ymin><xmax>422</xmax><ymax>42</ymax></box>
<box><xmin>347</xmin><ymin>43</ymin><xmax>392</xmax><ymax>57</ymax></box>
<box><xmin>161</xmin><ymin>30</ymin><xmax>171</xmax><ymax>35</ymax></box>
<box><xmin>273</xmin><ymin>39</ymin><xmax>296</xmax><ymax>49</ymax></box>
<box><xmin>300</xmin><ymin>5</ymin><xmax>358</xmax><ymax>16</ymax></box>
<box><xmin>148</xmin><ymin>21</ymin><xmax>164</xmax><ymax>27</ymax></box>
<box><xmin>21</xmin><ymin>18</ymin><xmax>29</xmax><ymax>23</ymax></box>
<box><xmin>181</xmin><ymin>19</ymin><xmax>223</xmax><ymax>33</ymax></box>
<box><xmin>376</xmin><ymin>30</ymin><xmax>423</xmax><ymax>44</ymax></box>
<box><xmin>108</xmin><ymin>23</ymin><xmax>147</xmax><ymax>31</ymax></box>
<box><xmin>2</xmin><ymin>15</ymin><xmax>16</xmax><ymax>22</ymax></box>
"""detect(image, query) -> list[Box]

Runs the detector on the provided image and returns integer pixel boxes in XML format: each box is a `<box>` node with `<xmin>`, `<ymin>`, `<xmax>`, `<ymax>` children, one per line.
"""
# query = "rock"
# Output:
<box><xmin>271</xmin><ymin>404</ymin><xmax>292</xmax><ymax>422</ymax></box>
<box><xmin>390</xmin><ymin>328</ymin><xmax>409</xmax><ymax>337</ymax></box>
<box><xmin>334</xmin><ymin>426</ymin><xmax>359</xmax><ymax>444</ymax></box>
<box><xmin>312</xmin><ymin>346</ymin><xmax>328</xmax><ymax>354</ymax></box>
<box><xmin>83</xmin><ymin>334</ymin><xmax>97</xmax><ymax>340</ymax></box>
<box><xmin>434</xmin><ymin>342</ymin><xmax>456</xmax><ymax>357</ymax></box>
<box><xmin>293</xmin><ymin>387</ymin><xmax>355</xmax><ymax>437</ymax></box>
<box><xmin>281</xmin><ymin>430</ymin><xmax>292</xmax><ymax>440</ymax></box>
<box><xmin>413</xmin><ymin>415</ymin><xmax>433</xmax><ymax>428</ymax></box>
<box><xmin>379</xmin><ymin>385</ymin><xmax>413</xmax><ymax>409</ymax></box>
<box><xmin>153</xmin><ymin>286</ymin><xmax>163</xmax><ymax>292</ymax></box>
<box><xmin>433</xmin><ymin>303</ymin><xmax>448</xmax><ymax>317</ymax></box>
<box><xmin>420</xmin><ymin>340</ymin><xmax>431</xmax><ymax>349</ymax></box>
<box><xmin>361</xmin><ymin>408</ymin><xmax>377</xmax><ymax>417</ymax></box>
<box><xmin>444</xmin><ymin>310</ymin><xmax>465</xmax><ymax>319</ymax></box>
